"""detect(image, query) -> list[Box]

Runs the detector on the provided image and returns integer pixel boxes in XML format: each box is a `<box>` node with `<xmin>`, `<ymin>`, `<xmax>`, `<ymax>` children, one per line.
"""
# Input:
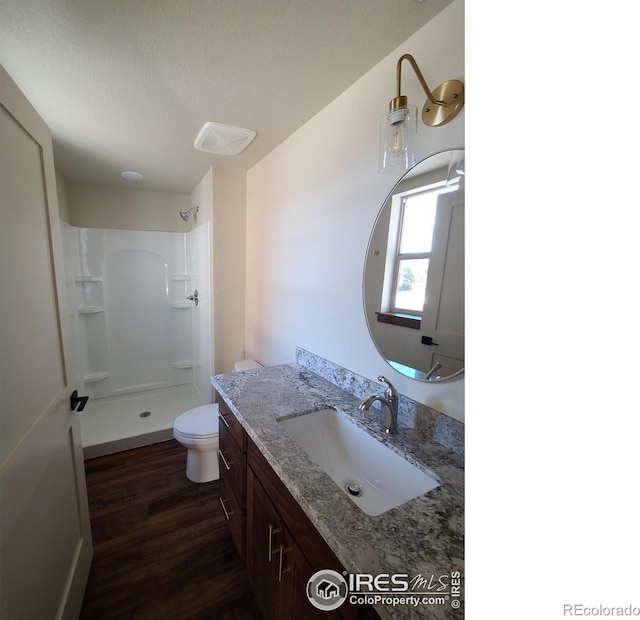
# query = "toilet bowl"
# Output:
<box><xmin>173</xmin><ymin>404</ymin><xmax>219</xmax><ymax>483</ymax></box>
<box><xmin>174</xmin><ymin>361</ymin><xmax>263</xmax><ymax>482</ymax></box>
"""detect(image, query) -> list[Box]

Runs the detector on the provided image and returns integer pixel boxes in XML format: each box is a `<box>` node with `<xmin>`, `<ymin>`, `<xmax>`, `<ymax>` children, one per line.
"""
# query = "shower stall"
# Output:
<box><xmin>61</xmin><ymin>224</ymin><xmax>211</xmax><ymax>458</ymax></box>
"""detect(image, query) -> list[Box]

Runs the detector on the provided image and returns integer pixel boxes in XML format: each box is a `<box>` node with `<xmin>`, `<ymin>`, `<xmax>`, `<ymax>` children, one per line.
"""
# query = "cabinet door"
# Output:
<box><xmin>248</xmin><ymin>468</ymin><xmax>342</xmax><ymax>620</ymax></box>
<box><xmin>247</xmin><ymin>467</ymin><xmax>283</xmax><ymax>620</ymax></box>
<box><xmin>277</xmin><ymin>531</ymin><xmax>342</xmax><ymax>620</ymax></box>
<box><xmin>247</xmin><ymin>439</ymin><xmax>366</xmax><ymax>620</ymax></box>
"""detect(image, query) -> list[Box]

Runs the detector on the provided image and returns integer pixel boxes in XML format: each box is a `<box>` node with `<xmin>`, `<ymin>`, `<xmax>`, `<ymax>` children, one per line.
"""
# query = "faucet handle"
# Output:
<box><xmin>378</xmin><ymin>376</ymin><xmax>397</xmax><ymax>399</ymax></box>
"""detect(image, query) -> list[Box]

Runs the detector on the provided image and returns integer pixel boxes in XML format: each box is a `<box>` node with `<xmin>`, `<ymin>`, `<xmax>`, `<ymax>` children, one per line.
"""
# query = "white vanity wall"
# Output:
<box><xmin>246</xmin><ymin>0</ymin><xmax>465</xmax><ymax>420</ymax></box>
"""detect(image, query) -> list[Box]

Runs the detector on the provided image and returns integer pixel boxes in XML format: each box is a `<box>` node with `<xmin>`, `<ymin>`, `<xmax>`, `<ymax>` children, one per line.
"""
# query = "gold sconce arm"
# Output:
<box><xmin>391</xmin><ymin>53</ymin><xmax>464</xmax><ymax>127</ymax></box>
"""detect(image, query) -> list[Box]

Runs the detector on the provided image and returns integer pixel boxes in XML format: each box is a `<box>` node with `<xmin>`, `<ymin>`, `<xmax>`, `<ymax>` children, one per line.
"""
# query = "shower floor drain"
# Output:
<box><xmin>139</xmin><ymin>411</ymin><xmax>151</xmax><ymax>418</ymax></box>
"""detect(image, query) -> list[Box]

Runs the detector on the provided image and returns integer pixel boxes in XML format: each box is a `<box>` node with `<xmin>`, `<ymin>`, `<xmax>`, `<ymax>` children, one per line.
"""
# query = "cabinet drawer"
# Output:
<box><xmin>219</xmin><ymin>420</ymin><xmax>246</xmax><ymax>508</ymax></box>
<box><xmin>217</xmin><ymin>397</ymin><xmax>246</xmax><ymax>450</ymax></box>
<box><xmin>219</xmin><ymin>473</ymin><xmax>245</xmax><ymax>560</ymax></box>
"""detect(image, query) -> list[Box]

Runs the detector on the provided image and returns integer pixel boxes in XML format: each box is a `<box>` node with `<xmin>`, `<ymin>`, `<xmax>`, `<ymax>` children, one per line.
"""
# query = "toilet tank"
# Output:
<box><xmin>234</xmin><ymin>360</ymin><xmax>263</xmax><ymax>372</ymax></box>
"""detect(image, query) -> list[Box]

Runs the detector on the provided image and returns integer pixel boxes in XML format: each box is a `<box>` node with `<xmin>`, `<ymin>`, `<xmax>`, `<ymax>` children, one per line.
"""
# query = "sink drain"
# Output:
<box><xmin>139</xmin><ymin>411</ymin><xmax>151</xmax><ymax>418</ymax></box>
<box><xmin>345</xmin><ymin>482</ymin><xmax>362</xmax><ymax>497</ymax></box>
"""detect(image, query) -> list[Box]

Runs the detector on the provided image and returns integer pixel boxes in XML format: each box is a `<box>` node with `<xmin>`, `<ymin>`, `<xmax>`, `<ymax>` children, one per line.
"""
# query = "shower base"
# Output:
<box><xmin>80</xmin><ymin>384</ymin><xmax>205</xmax><ymax>459</ymax></box>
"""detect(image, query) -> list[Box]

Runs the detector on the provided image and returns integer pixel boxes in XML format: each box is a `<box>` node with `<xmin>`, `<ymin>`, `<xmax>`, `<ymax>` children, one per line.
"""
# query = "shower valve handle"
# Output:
<box><xmin>186</xmin><ymin>290</ymin><xmax>199</xmax><ymax>306</ymax></box>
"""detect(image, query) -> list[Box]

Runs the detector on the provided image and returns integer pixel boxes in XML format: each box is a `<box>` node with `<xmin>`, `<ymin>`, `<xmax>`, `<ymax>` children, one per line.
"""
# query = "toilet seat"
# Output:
<box><xmin>173</xmin><ymin>429</ymin><xmax>217</xmax><ymax>445</ymax></box>
<box><xmin>173</xmin><ymin>404</ymin><xmax>218</xmax><ymax>439</ymax></box>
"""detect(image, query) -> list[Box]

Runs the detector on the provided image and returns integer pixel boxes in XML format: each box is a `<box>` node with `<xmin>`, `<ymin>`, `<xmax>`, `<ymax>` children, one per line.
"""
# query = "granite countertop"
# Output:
<box><xmin>212</xmin><ymin>363</ymin><xmax>464</xmax><ymax>620</ymax></box>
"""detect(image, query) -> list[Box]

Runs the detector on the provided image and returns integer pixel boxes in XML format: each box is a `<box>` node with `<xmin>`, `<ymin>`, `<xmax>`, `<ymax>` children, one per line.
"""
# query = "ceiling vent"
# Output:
<box><xmin>193</xmin><ymin>122</ymin><xmax>256</xmax><ymax>156</ymax></box>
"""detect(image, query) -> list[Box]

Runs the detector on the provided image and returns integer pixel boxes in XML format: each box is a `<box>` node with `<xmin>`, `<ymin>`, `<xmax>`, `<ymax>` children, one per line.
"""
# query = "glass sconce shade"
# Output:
<box><xmin>446</xmin><ymin>150</ymin><xmax>465</xmax><ymax>187</ymax></box>
<box><xmin>378</xmin><ymin>104</ymin><xmax>417</xmax><ymax>174</ymax></box>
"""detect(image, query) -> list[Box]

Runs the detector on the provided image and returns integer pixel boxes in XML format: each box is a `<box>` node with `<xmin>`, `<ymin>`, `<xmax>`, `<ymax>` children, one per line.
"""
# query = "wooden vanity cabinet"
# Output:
<box><xmin>217</xmin><ymin>398</ymin><xmax>247</xmax><ymax>559</ymax></box>
<box><xmin>215</xmin><ymin>392</ymin><xmax>380</xmax><ymax>620</ymax></box>
<box><xmin>247</xmin><ymin>439</ymin><xmax>377</xmax><ymax>620</ymax></box>
<box><xmin>248</xmin><ymin>466</ymin><xmax>343</xmax><ymax>619</ymax></box>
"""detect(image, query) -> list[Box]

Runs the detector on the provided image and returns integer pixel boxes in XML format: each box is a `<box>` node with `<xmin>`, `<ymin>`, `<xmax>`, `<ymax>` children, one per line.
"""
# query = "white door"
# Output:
<box><xmin>1</xmin><ymin>67</ymin><xmax>93</xmax><ymax>619</ymax></box>
<box><xmin>420</xmin><ymin>188</ymin><xmax>465</xmax><ymax>378</ymax></box>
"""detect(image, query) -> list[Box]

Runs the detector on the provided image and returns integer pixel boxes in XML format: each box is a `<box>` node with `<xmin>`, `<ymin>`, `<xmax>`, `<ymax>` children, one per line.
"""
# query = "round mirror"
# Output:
<box><xmin>363</xmin><ymin>149</ymin><xmax>464</xmax><ymax>382</ymax></box>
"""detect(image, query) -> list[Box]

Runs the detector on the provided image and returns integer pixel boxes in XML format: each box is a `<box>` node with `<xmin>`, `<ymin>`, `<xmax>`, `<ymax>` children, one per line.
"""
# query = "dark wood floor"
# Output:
<box><xmin>80</xmin><ymin>440</ymin><xmax>262</xmax><ymax>620</ymax></box>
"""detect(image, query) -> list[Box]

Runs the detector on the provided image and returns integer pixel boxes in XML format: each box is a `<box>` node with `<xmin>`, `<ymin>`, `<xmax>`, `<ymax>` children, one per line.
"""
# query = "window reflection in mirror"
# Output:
<box><xmin>389</xmin><ymin>186</ymin><xmax>456</xmax><ymax>315</ymax></box>
<box><xmin>364</xmin><ymin>150</ymin><xmax>464</xmax><ymax>382</ymax></box>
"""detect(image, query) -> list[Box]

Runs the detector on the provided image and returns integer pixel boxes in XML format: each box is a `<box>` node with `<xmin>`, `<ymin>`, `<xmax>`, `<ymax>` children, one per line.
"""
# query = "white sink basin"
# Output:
<box><xmin>278</xmin><ymin>409</ymin><xmax>438</xmax><ymax>516</ymax></box>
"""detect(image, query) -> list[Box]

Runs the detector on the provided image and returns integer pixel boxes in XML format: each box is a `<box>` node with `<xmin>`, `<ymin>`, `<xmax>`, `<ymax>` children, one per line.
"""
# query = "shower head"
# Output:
<box><xmin>179</xmin><ymin>206</ymin><xmax>199</xmax><ymax>222</ymax></box>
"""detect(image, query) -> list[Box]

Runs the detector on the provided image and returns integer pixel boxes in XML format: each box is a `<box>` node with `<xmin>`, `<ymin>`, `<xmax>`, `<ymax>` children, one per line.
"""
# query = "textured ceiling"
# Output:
<box><xmin>0</xmin><ymin>0</ymin><xmax>454</xmax><ymax>194</ymax></box>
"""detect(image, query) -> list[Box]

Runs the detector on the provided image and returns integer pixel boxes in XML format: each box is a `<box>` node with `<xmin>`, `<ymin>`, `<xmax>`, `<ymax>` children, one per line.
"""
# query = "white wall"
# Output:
<box><xmin>212</xmin><ymin>167</ymin><xmax>247</xmax><ymax>374</ymax></box>
<box><xmin>187</xmin><ymin>165</ymin><xmax>249</xmax><ymax>379</ymax></box>
<box><xmin>67</xmin><ymin>183</ymin><xmax>191</xmax><ymax>233</ymax></box>
<box><xmin>246</xmin><ymin>0</ymin><xmax>464</xmax><ymax>420</ymax></box>
<box><xmin>56</xmin><ymin>171</ymin><xmax>71</xmax><ymax>223</ymax></box>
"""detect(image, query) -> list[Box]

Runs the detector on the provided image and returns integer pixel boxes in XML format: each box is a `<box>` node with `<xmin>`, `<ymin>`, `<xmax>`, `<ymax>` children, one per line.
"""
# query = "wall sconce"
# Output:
<box><xmin>378</xmin><ymin>54</ymin><xmax>464</xmax><ymax>173</ymax></box>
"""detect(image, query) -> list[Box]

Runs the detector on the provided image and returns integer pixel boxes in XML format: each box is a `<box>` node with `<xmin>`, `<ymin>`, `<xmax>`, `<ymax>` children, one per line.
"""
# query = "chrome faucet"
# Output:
<box><xmin>358</xmin><ymin>376</ymin><xmax>399</xmax><ymax>434</ymax></box>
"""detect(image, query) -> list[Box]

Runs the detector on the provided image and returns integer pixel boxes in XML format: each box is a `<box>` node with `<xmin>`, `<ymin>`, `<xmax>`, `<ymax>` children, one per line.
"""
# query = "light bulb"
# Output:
<box><xmin>378</xmin><ymin>105</ymin><xmax>416</xmax><ymax>173</ymax></box>
<box><xmin>389</xmin><ymin>121</ymin><xmax>408</xmax><ymax>159</ymax></box>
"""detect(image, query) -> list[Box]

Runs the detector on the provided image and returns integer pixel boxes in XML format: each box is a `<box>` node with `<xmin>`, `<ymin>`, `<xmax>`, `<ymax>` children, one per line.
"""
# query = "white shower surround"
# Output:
<box><xmin>62</xmin><ymin>224</ymin><xmax>211</xmax><ymax>456</ymax></box>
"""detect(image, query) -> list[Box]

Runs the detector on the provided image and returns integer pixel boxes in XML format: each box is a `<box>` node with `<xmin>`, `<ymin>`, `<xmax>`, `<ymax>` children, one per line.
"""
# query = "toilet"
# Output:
<box><xmin>173</xmin><ymin>360</ymin><xmax>263</xmax><ymax>483</ymax></box>
<box><xmin>173</xmin><ymin>403</ymin><xmax>220</xmax><ymax>483</ymax></box>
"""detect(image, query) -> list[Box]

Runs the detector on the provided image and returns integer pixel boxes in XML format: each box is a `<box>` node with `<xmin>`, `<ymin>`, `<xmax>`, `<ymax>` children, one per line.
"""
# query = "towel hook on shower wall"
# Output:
<box><xmin>186</xmin><ymin>290</ymin><xmax>199</xmax><ymax>306</ymax></box>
